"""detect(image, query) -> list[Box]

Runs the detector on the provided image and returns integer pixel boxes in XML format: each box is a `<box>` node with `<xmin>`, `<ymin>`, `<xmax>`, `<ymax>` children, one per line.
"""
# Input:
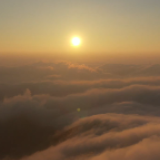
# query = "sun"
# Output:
<box><xmin>71</xmin><ymin>37</ymin><xmax>81</xmax><ymax>46</ymax></box>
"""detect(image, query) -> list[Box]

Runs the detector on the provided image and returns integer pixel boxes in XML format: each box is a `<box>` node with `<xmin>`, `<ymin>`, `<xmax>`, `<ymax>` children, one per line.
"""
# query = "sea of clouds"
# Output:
<box><xmin>1</xmin><ymin>61</ymin><xmax>160</xmax><ymax>160</ymax></box>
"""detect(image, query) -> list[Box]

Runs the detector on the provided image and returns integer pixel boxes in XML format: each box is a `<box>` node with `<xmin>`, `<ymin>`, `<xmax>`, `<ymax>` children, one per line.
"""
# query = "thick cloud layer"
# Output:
<box><xmin>21</xmin><ymin>114</ymin><xmax>160</xmax><ymax>160</ymax></box>
<box><xmin>1</xmin><ymin>62</ymin><xmax>160</xmax><ymax>160</ymax></box>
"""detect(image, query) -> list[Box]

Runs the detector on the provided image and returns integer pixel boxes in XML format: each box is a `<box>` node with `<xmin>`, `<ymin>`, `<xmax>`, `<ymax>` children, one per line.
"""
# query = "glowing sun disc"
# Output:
<box><xmin>72</xmin><ymin>37</ymin><xmax>81</xmax><ymax>46</ymax></box>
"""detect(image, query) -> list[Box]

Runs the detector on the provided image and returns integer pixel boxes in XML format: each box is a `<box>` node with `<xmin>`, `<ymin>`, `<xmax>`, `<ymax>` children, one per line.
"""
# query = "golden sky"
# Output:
<box><xmin>0</xmin><ymin>0</ymin><xmax>160</xmax><ymax>55</ymax></box>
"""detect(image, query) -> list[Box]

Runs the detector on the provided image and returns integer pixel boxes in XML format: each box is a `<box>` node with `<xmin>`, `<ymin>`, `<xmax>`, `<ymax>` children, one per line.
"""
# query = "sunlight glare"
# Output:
<box><xmin>71</xmin><ymin>37</ymin><xmax>81</xmax><ymax>46</ymax></box>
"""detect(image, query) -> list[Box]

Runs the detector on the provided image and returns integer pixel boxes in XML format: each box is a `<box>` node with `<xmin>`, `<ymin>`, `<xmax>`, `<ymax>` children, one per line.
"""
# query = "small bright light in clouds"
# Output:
<box><xmin>71</xmin><ymin>37</ymin><xmax>81</xmax><ymax>46</ymax></box>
